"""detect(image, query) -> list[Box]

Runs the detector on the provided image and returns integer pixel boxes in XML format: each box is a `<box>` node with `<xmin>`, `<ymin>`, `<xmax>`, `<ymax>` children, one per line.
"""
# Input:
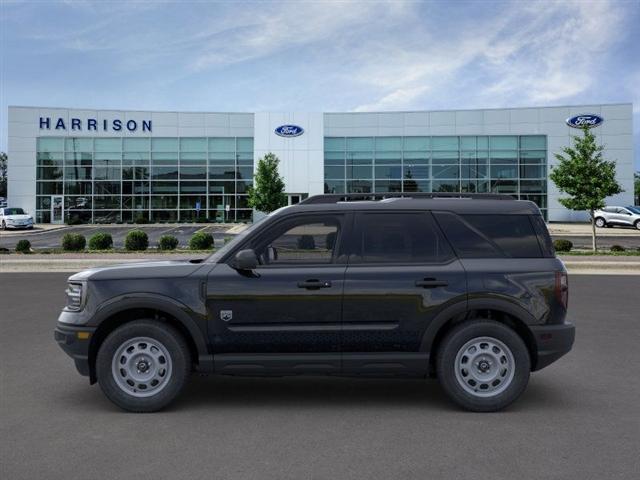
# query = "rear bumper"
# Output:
<box><xmin>54</xmin><ymin>323</ymin><xmax>96</xmax><ymax>378</ymax></box>
<box><xmin>530</xmin><ymin>322</ymin><xmax>575</xmax><ymax>371</ymax></box>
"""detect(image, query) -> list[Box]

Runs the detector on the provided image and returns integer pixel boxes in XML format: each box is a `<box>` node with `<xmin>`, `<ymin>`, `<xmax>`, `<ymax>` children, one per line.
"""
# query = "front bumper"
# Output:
<box><xmin>54</xmin><ymin>323</ymin><xmax>96</xmax><ymax>378</ymax></box>
<box><xmin>530</xmin><ymin>322</ymin><xmax>576</xmax><ymax>371</ymax></box>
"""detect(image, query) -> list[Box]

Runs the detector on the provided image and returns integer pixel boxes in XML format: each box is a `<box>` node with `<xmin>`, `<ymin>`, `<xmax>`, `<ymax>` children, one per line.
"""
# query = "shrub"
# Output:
<box><xmin>15</xmin><ymin>239</ymin><xmax>31</xmax><ymax>253</ymax></box>
<box><xmin>135</xmin><ymin>215</ymin><xmax>149</xmax><ymax>224</ymax></box>
<box><xmin>553</xmin><ymin>239</ymin><xmax>573</xmax><ymax>252</ymax></box>
<box><xmin>62</xmin><ymin>233</ymin><xmax>86</xmax><ymax>252</ymax></box>
<box><xmin>88</xmin><ymin>232</ymin><xmax>113</xmax><ymax>250</ymax></box>
<box><xmin>189</xmin><ymin>231</ymin><xmax>213</xmax><ymax>250</ymax></box>
<box><xmin>158</xmin><ymin>235</ymin><xmax>179</xmax><ymax>251</ymax></box>
<box><xmin>610</xmin><ymin>244</ymin><xmax>625</xmax><ymax>252</ymax></box>
<box><xmin>125</xmin><ymin>230</ymin><xmax>149</xmax><ymax>251</ymax></box>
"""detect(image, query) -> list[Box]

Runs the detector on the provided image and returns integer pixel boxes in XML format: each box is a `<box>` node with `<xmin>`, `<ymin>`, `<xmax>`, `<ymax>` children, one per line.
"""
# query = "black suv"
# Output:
<box><xmin>55</xmin><ymin>193</ymin><xmax>575</xmax><ymax>412</ymax></box>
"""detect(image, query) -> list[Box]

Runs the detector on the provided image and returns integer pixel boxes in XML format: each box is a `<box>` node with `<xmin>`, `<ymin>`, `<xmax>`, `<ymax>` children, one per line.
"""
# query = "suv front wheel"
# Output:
<box><xmin>96</xmin><ymin>320</ymin><xmax>191</xmax><ymax>412</ymax></box>
<box><xmin>436</xmin><ymin>320</ymin><xmax>530</xmax><ymax>412</ymax></box>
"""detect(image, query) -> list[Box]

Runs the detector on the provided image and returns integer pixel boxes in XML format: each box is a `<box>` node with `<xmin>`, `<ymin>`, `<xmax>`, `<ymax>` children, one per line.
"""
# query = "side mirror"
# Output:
<box><xmin>233</xmin><ymin>249</ymin><xmax>258</xmax><ymax>271</ymax></box>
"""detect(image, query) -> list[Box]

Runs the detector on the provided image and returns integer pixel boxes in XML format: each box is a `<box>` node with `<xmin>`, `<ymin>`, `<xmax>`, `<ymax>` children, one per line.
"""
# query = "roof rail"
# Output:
<box><xmin>300</xmin><ymin>192</ymin><xmax>515</xmax><ymax>205</ymax></box>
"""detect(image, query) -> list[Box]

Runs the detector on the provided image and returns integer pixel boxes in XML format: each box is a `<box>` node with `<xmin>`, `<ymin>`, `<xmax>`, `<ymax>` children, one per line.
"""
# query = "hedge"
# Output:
<box><xmin>15</xmin><ymin>239</ymin><xmax>31</xmax><ymax>253</ymax></box>
<box><xmin>88</xmin><ymin>232</ymin><xmax>113</xmax><ymax>250</ymax></box>
<box><xmin>158</xmin><ymin>235</ymin><xmax>179</xmax><ymax>251</ymax></box>
<box><xmin>553</xmin><ymin>239</ymin><xmax>573</xmax><ymax>252</ymax></box>
<box><xmin>125</xmin><ymin>230</ymin><xmax>149</xmax><ymax>251</ymax></box>
<box><xmin>62</xmin><ymin>233</ymin><xmax>86</xmax><ymax>252</ymax></box>
<box><xmin>189</xmin><ymin>232</ymin><xmax>214</xmax><ymax>250</ymax></box>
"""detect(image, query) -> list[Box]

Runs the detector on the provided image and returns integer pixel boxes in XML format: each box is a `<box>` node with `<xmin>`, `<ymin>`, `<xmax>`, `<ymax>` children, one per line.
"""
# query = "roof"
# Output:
<box><xmin>282</xmin><ymin>194</ymin><xmax>541</xmax><ymax>215</ymax></box>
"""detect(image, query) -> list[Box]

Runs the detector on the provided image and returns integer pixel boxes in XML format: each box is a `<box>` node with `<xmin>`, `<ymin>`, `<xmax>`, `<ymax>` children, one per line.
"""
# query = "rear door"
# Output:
<box><xmin>341</xmin><ymin>211</ymin><xmax>466</xmax><ymax>374</ymax></box>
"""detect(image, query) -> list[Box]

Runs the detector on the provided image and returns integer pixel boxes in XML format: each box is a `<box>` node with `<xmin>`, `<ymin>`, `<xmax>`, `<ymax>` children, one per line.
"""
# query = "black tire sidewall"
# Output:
<box><xmin>96</xmin><ymin>320</ymin><xmax>190</xmax><ymax>412</ymax></box>
<box><xmin>437</xmin><ymin>320</ymin><xmax>530</xmax><ymax>412</ymax></box>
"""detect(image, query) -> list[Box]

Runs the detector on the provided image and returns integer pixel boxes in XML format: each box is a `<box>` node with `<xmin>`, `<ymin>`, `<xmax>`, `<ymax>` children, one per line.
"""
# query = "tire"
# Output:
<box><xmin>436</xmin><ymin>319</ymin><xmax>530</xmax><ymax>412</ymax></box>
<box><xmin>594</xmin><ymin>217</ymin><xmax>606</xmax><ymax>228</ymax></box>
<box><xmin>96</xmin><ymin>320</ymin><xmax>191</xmax><ymax>412</ymax></box>
<box><xmin>635</xmin><ymin>220</ymin><xmax>640</xmax><ymax>230</ymax></box>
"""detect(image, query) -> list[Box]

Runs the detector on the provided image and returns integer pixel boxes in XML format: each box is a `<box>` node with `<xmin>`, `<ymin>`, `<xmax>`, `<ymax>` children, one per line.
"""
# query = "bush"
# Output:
<box><xmin>189</xmin><ymin>231</ymin><xmax>214</xmax><ymax>250</ymax></box>
<box><xmin>158</xmin><ymin>235</ymin><xmax>179</xmax><ymax>251</ymax></box>
<box><xmin>62</xmin><ymin>233</ymin><xmax>86</xmax><ymax>252</ymax></box>
<box><xmin>553</xmin><ymin>239</ymin><xmax>573</xmax><ymax>252</ymax></box>
<box><xmin>125</xmin><ymin>230</ymin><xmax>149</xmax><ymax>251</ymax></box>
<box><xmin>134</xmin><ymin>215</ymin><xmax>149</xmax><ymax>224</ymax></box>
<box><xmin>15</xmin><ymin>239</ymin><xmax>31</xmax><ymax>253</ymax></box>
<box><xmin>610</xmin><ymin>244</ymin><xmax>625</xmax><ymax>252</ymax></box>
<box><xmin>88</xmin><ymin>232</ymin><xmax>113</xmax><ymax>250</ymax></box>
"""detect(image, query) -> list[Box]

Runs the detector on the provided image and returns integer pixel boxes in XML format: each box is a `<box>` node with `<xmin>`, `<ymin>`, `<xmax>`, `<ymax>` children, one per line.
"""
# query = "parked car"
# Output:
<box><xmin>593</xmin><ymin>206</ymin><xmax>640</xmax><ymax>229</ymax></box>
<box><xmin>55</xmin><ymin>193</ymin><xmax>574</xmax><ymax>413</ymax></box>
<box><xmin>0</xmin><ymin>197</ymin><xmax>7</xmax><ymax>208</ymax></box>
<box><xmin>0</xmin><ymin>207</ymin><xmax>34</xmax><ymax>230</ymax></box>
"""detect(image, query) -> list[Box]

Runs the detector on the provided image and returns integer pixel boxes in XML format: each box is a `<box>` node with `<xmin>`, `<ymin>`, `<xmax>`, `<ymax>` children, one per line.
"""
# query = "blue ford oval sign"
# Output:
<box><xmin>275</xmin><ymin>125</ymin><xmax>304</xmax><ymax>137</ymax></box>
<box><xmin>566</xmin><ymin>114</ymin><xmax>604</xmax><ymax>129</ymax></box>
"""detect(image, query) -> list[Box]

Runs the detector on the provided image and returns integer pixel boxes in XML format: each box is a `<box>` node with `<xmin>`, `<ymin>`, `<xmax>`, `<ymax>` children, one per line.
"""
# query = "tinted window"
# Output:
<box><xmin>433</xmin><ymin>212</ymin><xmax>501</xmax><ymax>258</ymax></box>
<box><xmin>254</xmin><ymin>216</ymin><xmax>341</xmax><ymax>265</ymax></box>
<box><xmin>353</xmin><ymin>212</ymin><xmax>453</xmax><ymax>264</ymax></box>
<box><xmin>435</xmin><ymin>213</ymin><xmax>543</xmax><ymax>258</ymax></box>
<box><xmin>462</xmin><ymin>215</ymin><xmax>542</xmax><ymax>258</ymax></box>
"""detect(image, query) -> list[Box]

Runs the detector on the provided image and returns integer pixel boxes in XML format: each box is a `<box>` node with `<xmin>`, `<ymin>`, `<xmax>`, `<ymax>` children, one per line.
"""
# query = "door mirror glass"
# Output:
<box><xmin>267</xmin><ymin>246</ymin><xmax>278</xmax><ymax>262</ymax></box>
<box><xmin>233</xmin><ymin>249</ymin><xmax>258</xmax><ymax>271</ymax></box>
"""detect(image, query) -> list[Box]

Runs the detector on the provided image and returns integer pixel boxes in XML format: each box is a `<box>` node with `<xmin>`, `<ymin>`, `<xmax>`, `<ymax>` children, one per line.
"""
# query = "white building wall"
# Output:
<box><xmin>253</xmin><ymin>112</ymin><xmax>324</xmax><ymax>197</ymax></box>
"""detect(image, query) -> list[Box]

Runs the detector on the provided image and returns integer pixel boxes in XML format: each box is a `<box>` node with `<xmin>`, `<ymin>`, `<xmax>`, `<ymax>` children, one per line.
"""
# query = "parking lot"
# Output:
<box><xmin>1</xmin><ymin>273</ymin><xmax>639</xmax><ymax>480</ymax></box>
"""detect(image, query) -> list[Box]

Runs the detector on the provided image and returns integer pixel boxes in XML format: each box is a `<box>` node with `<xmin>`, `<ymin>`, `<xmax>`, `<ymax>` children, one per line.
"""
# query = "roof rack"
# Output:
<box><xmin>300</xmin><ymin>192</ymin><xmax>515</xmax><ymax>205</ymax></box>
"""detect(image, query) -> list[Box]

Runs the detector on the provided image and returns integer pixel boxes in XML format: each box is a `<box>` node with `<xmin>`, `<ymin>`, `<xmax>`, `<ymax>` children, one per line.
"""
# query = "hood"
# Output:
<box><xmin>4</xmin><ymin>214</ymin><xmax>32</xmax><ymax>220</ymax></box>
<box><xmin>69</xmin><ymin>259</ymin><xmax>206</xmax><ymax>281</ymax></box>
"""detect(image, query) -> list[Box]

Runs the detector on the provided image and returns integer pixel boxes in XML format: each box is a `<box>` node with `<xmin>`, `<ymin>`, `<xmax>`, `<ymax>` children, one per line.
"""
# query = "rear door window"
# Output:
<box><xmin>351</xmin><ymin>212</ymin><xmax>454</xmax><ymax>264</ymax></box>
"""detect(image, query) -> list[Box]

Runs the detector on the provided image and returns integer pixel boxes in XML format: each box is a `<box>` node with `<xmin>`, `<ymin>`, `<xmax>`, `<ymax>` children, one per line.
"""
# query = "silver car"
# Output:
<box><xmin>594</xmin><ymin>206</ymin><xmax>640</xmax><ymax>229</ymax></box>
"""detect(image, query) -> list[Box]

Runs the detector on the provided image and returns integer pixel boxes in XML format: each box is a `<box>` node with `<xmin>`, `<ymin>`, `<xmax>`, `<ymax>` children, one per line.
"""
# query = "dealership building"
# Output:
<box><xmin>6</xmin><ymin>103</ymin><xmax>634</xmax><ymax>223</ymax></box>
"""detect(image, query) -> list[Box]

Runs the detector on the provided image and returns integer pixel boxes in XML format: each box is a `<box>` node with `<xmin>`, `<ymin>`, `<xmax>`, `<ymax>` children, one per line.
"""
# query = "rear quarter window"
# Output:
<box><xmin>434</xmin><ymin>212</ymin><xmax>544</xmax><ymax>258</ymax></box>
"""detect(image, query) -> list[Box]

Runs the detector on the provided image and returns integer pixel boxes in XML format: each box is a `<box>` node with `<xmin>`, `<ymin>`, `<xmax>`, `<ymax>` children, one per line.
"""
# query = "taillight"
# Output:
<box><xmin>555</xmin><ymin>271</ymin><xmax>568</xmax><ymax>309</ymax></box>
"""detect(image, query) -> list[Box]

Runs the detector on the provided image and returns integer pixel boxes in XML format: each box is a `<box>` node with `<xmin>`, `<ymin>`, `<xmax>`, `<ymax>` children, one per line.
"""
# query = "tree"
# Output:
<box><xmin>247</xmin><ymin>152</ymin><xmax>287</xmax><ymax>214</ymax></box>
<box><xmin>634</xmin><ymin>172</ymin><xmax>640</xmax><ymax>205</ymax></box>
<box><xmin>549</xmin><ymin>128</ymin><xmax>623</xmax><ymax>252</ymax></box>
<box><xmin>0</xmin><ymin>152</ymin><xmax>7</xmax><ymax>198</ymax></box>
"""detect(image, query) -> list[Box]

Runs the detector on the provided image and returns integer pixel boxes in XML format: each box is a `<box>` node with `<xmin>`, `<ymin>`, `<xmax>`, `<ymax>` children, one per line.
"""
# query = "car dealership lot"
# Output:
<box><xmin>1</xmin><ymin>273</ymin><xmax>639</xmax><ymax>480</ymax></box>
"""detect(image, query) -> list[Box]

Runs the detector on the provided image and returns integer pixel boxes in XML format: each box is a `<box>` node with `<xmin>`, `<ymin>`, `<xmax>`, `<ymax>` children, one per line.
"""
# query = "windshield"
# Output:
<box><xmin>626</xmin><ymin>206</ymin><xmax>640</xmax><ymax>214</ymax></box>
<box><xmin>3</xmin><ymin>208</ymin><xmax>25</xmax><ymax>215</ymax></box>
<box><xmin>205</xmin><ymin>209</ymin><xmax>286</xmax><ymax>263</ymax></box>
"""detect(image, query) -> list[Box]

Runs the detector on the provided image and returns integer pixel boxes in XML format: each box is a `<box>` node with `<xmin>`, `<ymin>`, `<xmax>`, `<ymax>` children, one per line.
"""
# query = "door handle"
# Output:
<box><xmin>297</xmin><ymin>279</ymin><xmax>332</xmax><ymax>289</ymax></box>
<box><xmin>415</xmin><ymin>278</ymin><xmax>448</xmax><ymax>288</ymax></box>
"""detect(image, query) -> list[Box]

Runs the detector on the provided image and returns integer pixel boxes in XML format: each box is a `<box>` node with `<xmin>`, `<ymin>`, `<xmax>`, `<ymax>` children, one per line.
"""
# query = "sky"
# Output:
<box><xmin>1</xmin><ymin>0</ymin><xmax>639</xmax><ymax>168</ymax></box>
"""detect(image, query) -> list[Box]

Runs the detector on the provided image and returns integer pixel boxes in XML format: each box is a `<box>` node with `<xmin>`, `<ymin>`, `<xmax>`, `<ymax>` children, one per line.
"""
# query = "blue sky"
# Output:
<box><xmin>1</xmin><ymin>0</ymin><xmax>639</xmax><ymax>168</ymax></box>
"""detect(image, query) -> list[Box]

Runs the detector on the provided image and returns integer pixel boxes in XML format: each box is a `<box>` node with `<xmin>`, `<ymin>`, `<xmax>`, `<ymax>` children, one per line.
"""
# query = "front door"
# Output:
<box><xmin>341</xmin><ymin>211</ymin><xmax>467</xmax><ymax>373</ymax></box>
<box><xmin>206</xmin><ymin>213</ymin><xmax>347</xmax><ymax>371</ymax></box>
<box><xmin>51</xmin><ymin>195</ymin><xmax>64</xmax><ymax>224</ymax></box>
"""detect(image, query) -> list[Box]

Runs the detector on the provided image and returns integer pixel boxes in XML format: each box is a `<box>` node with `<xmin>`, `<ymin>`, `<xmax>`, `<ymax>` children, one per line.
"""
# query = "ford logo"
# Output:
<box><xmin>275</xmin><ymin>125</ymin><xmax>304</xmax><ymax>137</ymax></box>
<box><xmin>566</xmin><ymin>114</ymin><xmax>604</xmax><ymax>129</ymax></box>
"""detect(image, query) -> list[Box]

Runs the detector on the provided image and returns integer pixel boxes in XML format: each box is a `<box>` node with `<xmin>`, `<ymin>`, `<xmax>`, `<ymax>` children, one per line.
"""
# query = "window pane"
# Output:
<box><xmin>94</xmin><ymin>138</ymin><xmax>121</xmax><ymax>152</ymax></box>
<box><xmin>354</xmin><ymin>213</ymin><xmax>453</xmax><ymax>264</ymax></box>
<box><xmin>490</xmin><ymin>165</ymin><xmax>517</xmax><ymax>179</ymax></box>
<box><xmin>180</xmin><ymin>167</ymin><xmax>206</xmax><ymax>180</ymax></box>
<box><xmin>324</xmin><ymin>151</ymin><xmax>345</xmax><ymax>165</ymax></box>
<box><xmin>463</xmin><ymin>215</ymin><xmax>542</xmax><ymax>258</ymax></box>
<box><xmin>152</xmin><ymin>138</ymin><xmax>178</xmax><ymax>151</ymax></box>
<box><xmin>151</xmin><ymin>167</ymin><xmax>178</xmax><ymax>180</ymax></box>
<box><xmin>324</xmin><ymin>166</ymin><xmax>344</xmax><ymax>179</ymax></box>
<box><xmin>375</xmin><ymin>137</ymin><xmax>401</xmax><ymax>151</ymax></box>
<box><xmin>37</xmin><ymin>166</ymin><xmax>63</xmax><ymax>180</ymax></box>
<box><xmin>209</xmin><ymin>181</ymin><xmax>235</xmax><ymax>194</ymax></box>
<box><xmin>374</xmin><ymin>151</ymin><xmax>401</xmax><ymax>164</ymax></box>
<box><xmin>37</xmin><ymin>137</ymin><xmax>64</xmax><ymax>152</ymax></box>
<box><xmin>432</xmin><ymin>165</ymin><xmax>459</xmax><ymax>179</ymax></box>
<box><xmin>236</xmin><ymin>137</ymin><xmax>254</xmax><ymax>152</ymax></box>
<box><xmin>373</xmin><ymin>180</ymin><xmax>402</xmax><ymax>192</ymax></box>
<box><xmin>403</xmin><ymin>180</ymin><xmax>430</xmax><ymax>192</ymax></box>
<box><xmin>490</xmin><ymin>136</ymin><xmax>518</xmax><ymax>150</ymax></box>
<box><xmin>180</xmin><ymin>138</ymin><xmax>206</xmax><ymax>152</ymax></box>
<box><xmin>151</xmin><ymin>152</ymin><xmax>178</xmax><ymax>164</ymax></box>
<box><xmin>209</xmin><ymin>138</ymin><xmax>235</xmax><ymax>152</ymax></box>
<box><xmin>258</xmin><ymin>219</ymin><xmax>340</xmax><ymax>265</ymax></box>
<box><xmin>520</xmin><ymin>135</ymin><xmax>546</xmax><ymax>150</ymax></box>
<box><xmin>347</xmin><ymin>137</ymin><xmax>373</xmax><ymax>151</ymax></box>
<box><xmin>432</xmin><ymin>137</ymin><xmax>458</xmax><ymax>151</ymax></box>
<box><xmin>180</xmin><ymin>181</ymin><xmax>206</xmax><ymax>193</ymax></box>
<box><xmin>460</xmin><ymin>137</ymin><xmax>476</xmax><ymax>150</ymax></box>
<box><xmin>93</xmin><ymin>167</ymin><xmax>120</xmax><ymax>180</ymax></box>
<box><xmin>324</xmin><ymin>180</ymin><xmax>345</xmax><ymax>194</ymax></box>
<box><xmin>403</xmin><ymin>137</ymin><xmax>429</xmax><ymax>150</ymax></box>
<box><xmin>65</xmin><ymin>138</ymin><xmax>93</xmax><ymax>151</ymax></box>
<box><xmin>325</xmin><ymin>137</ymin><xmax>345</xmax><ymax>151</ymax></box>
<box><xmin>124</xmin><ymin>138</ymin><xmax>150</xmax><ymax>152</ymax></box>
<box><xmin>347</xmin><ymin>165</ymin><xmax>372</xmax><ymax>179</ymax></box>
<box><xmin>403</xmin><ymin>165</ymin><xmax>429</xmax><ymax>179</ymax></box>
<box><xmin>346</xmin><ymin>152</ymin><xmax>372</xmax><ymax>166</ymax></box>
<box><xmin>347</xmin><ymin>180</ymin><xmax>372</xmax><ymax>193</ymax></box>
<box><xmin>236</xmin><ymin>167</ymin><xmax>253</xmax><ymax>180</ymax></box>
<box><xmin>403</xmin><ymin>151</ymin><xmax>429</xmax><ymax>164</ymax></box>
<box><xmin>37</xmin><ymin>182</ymin><xmax>64</xmax><ymax>195</ymax></box>
<box><xmin>432</xmin><ymin>180</ymin><xmax>459</xmax><ymax>192</ymax></box>
<box><xmin>375</xmin><ymin>165</ymin><xmax>402</xmax><ymax>179</ymax></box>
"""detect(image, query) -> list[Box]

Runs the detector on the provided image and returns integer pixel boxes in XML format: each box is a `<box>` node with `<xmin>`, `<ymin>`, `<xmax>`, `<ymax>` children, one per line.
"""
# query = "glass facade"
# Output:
<box><xmin>324</xmin><ymin>135</ymin><xmax>547</xmax><ymax>217</ymax></box>
<box><xmin>36</xmin><ymin>137</ymin><xmax>254</xmax><ymax>223</ymax></box>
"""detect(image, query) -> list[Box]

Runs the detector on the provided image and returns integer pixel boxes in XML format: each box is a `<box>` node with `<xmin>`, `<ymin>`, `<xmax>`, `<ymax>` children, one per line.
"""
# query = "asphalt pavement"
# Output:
<box><xmin>1</xmin><ymin>273</ymin><xmax>639</xmax><ymax>480</ymax></box>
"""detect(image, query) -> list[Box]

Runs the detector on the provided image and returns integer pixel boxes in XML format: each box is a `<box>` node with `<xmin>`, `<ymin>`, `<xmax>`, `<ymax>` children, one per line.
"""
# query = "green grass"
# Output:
<box><xmin>558</xmin><ymin>250</ymin><xmax>640</xmax><ymax>256</ymax></box>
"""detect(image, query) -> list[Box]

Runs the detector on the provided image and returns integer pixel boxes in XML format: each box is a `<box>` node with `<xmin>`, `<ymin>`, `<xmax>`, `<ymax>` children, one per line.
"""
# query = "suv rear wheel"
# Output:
<box><xmin>96</xmin><ymin>320</ymin><xmax>190</xmax><ymax>412</ymax></box>
<box><xmin>436</xmin><ymin>320</ymin><xmax>530</xmax><ymax>412</ymax></box>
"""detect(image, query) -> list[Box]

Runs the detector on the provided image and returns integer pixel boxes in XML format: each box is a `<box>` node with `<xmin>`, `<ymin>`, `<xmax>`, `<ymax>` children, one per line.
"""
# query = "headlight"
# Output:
<box><xmin>65</xmin><ymin>283</ymin><xmax>85</xmax><ymax>311</ymax></box>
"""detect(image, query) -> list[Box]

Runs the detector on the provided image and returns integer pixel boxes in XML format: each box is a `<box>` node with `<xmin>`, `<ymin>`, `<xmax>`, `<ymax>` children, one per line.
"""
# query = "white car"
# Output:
<box><xmin>594</xmin><ymin>206</ymin><xmax>640</xmax><ymax>230</ymax></box>
<box><xmin>0</xmin><ymin>207</ymin><xmax>35</xmax><ymax>230</ymax></box>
